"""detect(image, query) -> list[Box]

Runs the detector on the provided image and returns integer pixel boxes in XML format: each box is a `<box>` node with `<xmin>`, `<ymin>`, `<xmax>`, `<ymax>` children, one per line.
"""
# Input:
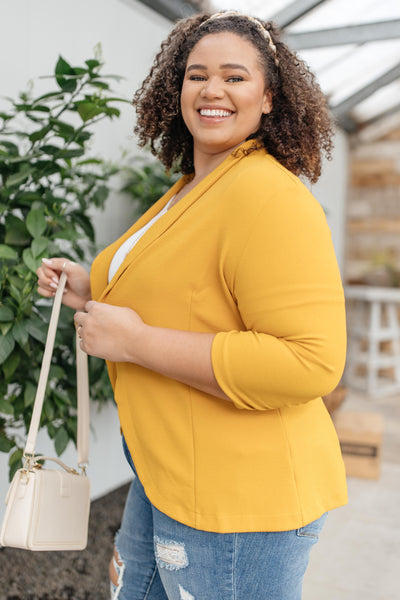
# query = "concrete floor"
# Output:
<box><xmin>303</xmin><ymin>389</ymin><xmax>400</xmax><ymax>599</ymax></box>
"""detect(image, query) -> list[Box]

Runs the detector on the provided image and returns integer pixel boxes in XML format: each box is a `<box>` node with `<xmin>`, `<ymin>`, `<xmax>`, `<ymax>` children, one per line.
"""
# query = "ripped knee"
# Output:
<box><xmin>110</xmin><ymin>545</ymin><xmax>125</xmax><ymax>599</ymax></box>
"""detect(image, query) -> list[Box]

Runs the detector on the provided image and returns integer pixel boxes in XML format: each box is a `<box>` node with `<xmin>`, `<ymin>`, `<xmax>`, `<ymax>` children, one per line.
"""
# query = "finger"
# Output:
<box><xmin>41</xmin><ymin>257</ymin><xmax>74</xmax><ymax>279</ymax></box>
<box><xmin>37</xmin><ymin>284</ymin><xmax>56</xmax><ymax>298</ymax></box>
<box><xmin>39</xmin><ymin>260</ymin><xmax>61</xmax><ymax>287</ymax></box>
<box><xmin>84</xmin><ymin>300</ymin><xmax>97</xmax><ymax>312</ymax></box>
<box><xmin>74</xmin><ymin>311</ymin><xmax>87</xmax><ymax>328</ymax></box>
<box><xmin>36</xmin><ymin>266</ymin><xmax>59</xmax><ymax>294</ymax></box>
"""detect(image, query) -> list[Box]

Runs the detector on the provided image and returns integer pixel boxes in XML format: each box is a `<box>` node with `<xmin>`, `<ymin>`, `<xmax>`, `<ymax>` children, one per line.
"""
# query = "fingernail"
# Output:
<box><xmin>42</xmin><ymin>258</ymin><xmax>53</xmax><ymax>266</ymax></box>
<box><xmin>52</xmin><ymin>277</ymin><xmax>59</xmax><ymax>284</ymax></box>
<box><xmin>50</xmin><ymin>282</ymin><xmax>58</xmax><ymax>290</ymax></box>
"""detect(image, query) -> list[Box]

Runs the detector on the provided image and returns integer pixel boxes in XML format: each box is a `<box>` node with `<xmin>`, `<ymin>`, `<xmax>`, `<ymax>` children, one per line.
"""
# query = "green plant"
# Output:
<box><xmin>121</xmin><ymin>155</ymin><xmax>179</xmax><ymax>217</ymax></box>
<box><xmin>0</xmin><ymin>54</ymin><xmax>127</xmax><ymax>478</ymax></box>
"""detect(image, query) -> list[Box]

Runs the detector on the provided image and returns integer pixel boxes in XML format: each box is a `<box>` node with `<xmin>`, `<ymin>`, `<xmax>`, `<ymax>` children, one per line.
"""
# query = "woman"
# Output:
<box><xmin>37</xmin><ymin>11</ymin><xmax>347</xmax><ymax>600</ymax></box>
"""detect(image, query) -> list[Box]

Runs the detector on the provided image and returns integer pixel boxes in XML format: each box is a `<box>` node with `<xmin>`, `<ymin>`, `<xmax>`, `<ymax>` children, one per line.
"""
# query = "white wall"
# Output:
<box><xmin>0</xmin><ymin>0</ymin><xmax>172</xmax><ymax>521</ymax></box>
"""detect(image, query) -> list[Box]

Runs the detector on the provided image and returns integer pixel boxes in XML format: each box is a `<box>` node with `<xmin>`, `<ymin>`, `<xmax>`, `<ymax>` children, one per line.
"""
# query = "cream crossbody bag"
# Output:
<box><xmin>0</xmin><ymin>271</ymin><xmax>91</xmax><ymax>551</ymax></box>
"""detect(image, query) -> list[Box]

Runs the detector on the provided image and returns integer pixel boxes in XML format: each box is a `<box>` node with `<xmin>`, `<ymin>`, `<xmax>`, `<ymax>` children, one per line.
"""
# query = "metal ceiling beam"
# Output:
<box><xmin>286</xmin><ymin>20</ymin><xmax>400</xmax><ymax>50</ymax></box>
<box><xmin>331</xmin><ymin>62</ymin><xmax>400</xmax><ymax>118</ymax></box>
<box><xmin>136</xmin><ymin>0</ymin><xmax>196</xmax><ymax>22</ymax></box>
<box><xmin>272</xmin><ymin>0</ymin><xmax>326</xmax><ymax>28</ymax></box>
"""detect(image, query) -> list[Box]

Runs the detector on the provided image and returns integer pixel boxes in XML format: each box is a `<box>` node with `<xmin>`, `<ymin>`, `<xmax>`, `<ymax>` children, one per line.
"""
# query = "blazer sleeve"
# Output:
<box><xmin>211</xmin><ymin>184</ymin><xmax>347</xmax><ymax>410</ymax></box>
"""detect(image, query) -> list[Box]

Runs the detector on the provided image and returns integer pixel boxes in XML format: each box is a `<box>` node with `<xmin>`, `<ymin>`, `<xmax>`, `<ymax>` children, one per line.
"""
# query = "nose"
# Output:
<box><xmin>200</xmin><ymin>76</ymin><xmax>224</xmax><ymax>99</ymax></box>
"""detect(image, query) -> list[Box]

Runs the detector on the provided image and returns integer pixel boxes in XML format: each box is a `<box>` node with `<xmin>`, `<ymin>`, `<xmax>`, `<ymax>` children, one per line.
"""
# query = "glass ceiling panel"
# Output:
<box><xmin>352</xmin><ymin>80</ymin><xmax>400</xmax><ymax>122</ymax></box>
<box><xmin>287</xmin><ymin>0</ymin><xmax>400</xmax><ymax>31</ymax></box>
<box><xmin>311</xmin><ymin>39</ymin><xmax>400</xmax><ymax>106</ymax></box>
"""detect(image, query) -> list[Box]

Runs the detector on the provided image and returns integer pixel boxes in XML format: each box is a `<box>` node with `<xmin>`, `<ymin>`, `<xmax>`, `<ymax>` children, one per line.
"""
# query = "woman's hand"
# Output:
<box><xmin>37</xmin><ymin>257</ymin><xmax>91</xmax><ymax>311</ymax></box>
<box><xmin>74</xmin><ymin>301</ymin><xmax>146</xmax><ymax>363</ymax></box>
<box><xmin>74</xmin><ymin>301</ymin><xmax>229</xmax><ymax>400</ymax></box>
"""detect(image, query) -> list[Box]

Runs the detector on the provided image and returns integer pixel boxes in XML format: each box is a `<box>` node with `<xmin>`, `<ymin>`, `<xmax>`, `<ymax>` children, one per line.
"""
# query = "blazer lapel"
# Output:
<box><xmin>97</xmin><ymin>142</ymin><xmax>260</xmax><ymax>302</ymax></box>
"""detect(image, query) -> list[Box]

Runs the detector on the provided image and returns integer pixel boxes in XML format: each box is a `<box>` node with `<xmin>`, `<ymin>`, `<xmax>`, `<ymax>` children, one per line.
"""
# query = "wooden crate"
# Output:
<box><xmin>332</xmin><ymin>411</ymin><xmax>383</xmax><ymax>479</ymax></box>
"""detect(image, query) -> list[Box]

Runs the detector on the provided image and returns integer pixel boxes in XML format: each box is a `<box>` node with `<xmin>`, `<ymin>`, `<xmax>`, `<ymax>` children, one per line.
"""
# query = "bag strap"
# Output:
<box><xmin>24</xmin><ymin>271</ymin><xmax>89</xmax><ymax>469</ymax></box>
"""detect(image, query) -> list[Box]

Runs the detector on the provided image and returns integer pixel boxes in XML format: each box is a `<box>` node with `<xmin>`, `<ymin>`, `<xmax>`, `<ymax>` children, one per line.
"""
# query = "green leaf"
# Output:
<box><xmin>105</xmin><ymin>106</ymin><xmax>121</xmax><ymax>118</ymax></box>
<box><xmin>15</xmin><ymin>103</ymin><xmax>50</xmax><ymax>113</ymax></box>
<box><xmin>34</xmin><ymin>91</ymin><xmax>65</xmax><ymax>102</ymax></box>
<box><xmin>23</xmin><ymin>247</ymin><xmax>41</xmax><ymax>274</ymax></box>
<box><xmin>6</xmin><ymin>166</ymin><xmax>34</xmax><ymax>187</ymax></box>
<box><xmin>0</xmin><ymin>397</ymin><xmax>14</xmax><ymax>415</ymax></box>
<box><xmin>2</xmin><ymin>351</ymin><xmax>20</xmax><ymax>380</ymax></box>
<box><xmin>77</xmin><ymin>157</ymin><xmax>102</xmax><ymax>166</ymax></box>
<box><xmin>0</xmin><ymin>322</ymin><xmax>13</xmax><ymax>336</ymax></box>
<box><xmin>92</xmin><ymin>184</ymin><xmax>109</xmax><ymax>206</ymax></box>
<box><xmin>73</xmin><ymin>213</ymin><xmax>95</xmax><ymax>240</ymax></box>
<box><xmin>29</xmin><ymin>125</ymin><xmax>51</xmax><ymax>143</ymax></box>
<box><xmin>0</xmin><ymin>141</ymin><xmax>19</xmax><ymax>156</ymax></box>
<box><xmin>53</xmin><ymin>228</ymin><xmax>80</xmax><ymax>241</ymax></box>
<box><xmin>34</xmin><ymin>159</ymin><xmax>62</xmax><ymax>177</ymax></box>
<box><xmin>88</xmin><ymin>80</ymin><xmax>110</xmax><ymax>90</ymax></box>
<box><xmin>26</xmin><ymin>209</ymin><xmax>47</xmax><ymax>238</ymax></box>
<box><xmin>44</xmin><ymin>398</ymin><xmax>55</xmax><ymax>420</ymax></box>
<box><xmin>5</xmin><ymin>214</ymin><xmax>30</xmax><ymax>245</ymax></box>
<box><xmin>55</xmin><ymin>56</ymin><xmax>77</xmax><ymax>93</ymax></box>
<box><xmin>0</xmin><ymin>332</ymin><xmax>15</xmax><ymax>364</ymax></box>
<box><xmin>25</xmin><ymin>316</ymin><xmax>46</xmax><ymax>343</ymax></box>
<box><xmin>76</xmin><ymin>101</ymin><xmax>104</xmax><ymax>122</ymax></box>
<box><xmin>0</xmin><ymin>244</ymin><xmax>18</xmax><ymax>260</ymax></box>
<box><xmin>15</xmin><ymin>191</ymin><xmax>43</xmax><ymax>207</ymax></box>
<box><xmin>12</xmin><ymin>320</ymin><xmax>29</xmax><ymax>347</ymax></box>
<box><xmin>85</xmin><ymin>59</ymin><xmax>101</xmax><ymax>69</ymax></box>
<box><xmin>0</xmin><ymin>305</ymin><xmax>14</xmax><ymax>322</ymax></box>
<box><xmin>31</xmin><ymin>236</ymin><xmax>49</xmax><ymax>258</ymax></box>
<box><xmin>0</xmin><ymin>433</ymin><xmax>14</xmax><ymax>453</ymax></box>
<box><xmin>58</xmin><ymin>147</ymin><xmax>85</xmax><ymax>159</ymax></box>
<box><xmin>9</xmin><ymin>458</ymin><xmax>22</xmax><ymax>480</ymax></box>
<box><xmin>54</xmin><ymin>426</ymin><xmax>69</xmax><ymax>456</ymax></box>
<box><xmin>9</xmin><ymin>448</ymin><xmax>23</xmax><ymax>467</ymax></box>
<box><xmin>48</xmin><ymin>117</ymin><xmax>75</xmax><ymax>136</ymax></box>
<box><xmin>24</xmin><ymin>381</ymin><xmax>37</xmax><ymax>407</ymax></box>
<box><xmin>40</xmin><ymin>144</ymin><xmax>61</xmax><ymax>156</ymax></box>
<box><xmin>53</xmin><ymin>387</ymin><xmax>72</xmax><ymax>406</ymax></box>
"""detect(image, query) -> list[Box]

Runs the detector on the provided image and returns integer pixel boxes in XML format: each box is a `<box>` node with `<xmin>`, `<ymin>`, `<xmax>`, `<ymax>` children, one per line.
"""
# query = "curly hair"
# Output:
<box><xmin>133</xmin><ymin>12</ymin><xmax>334</xmax><ymax>184</ymax></box>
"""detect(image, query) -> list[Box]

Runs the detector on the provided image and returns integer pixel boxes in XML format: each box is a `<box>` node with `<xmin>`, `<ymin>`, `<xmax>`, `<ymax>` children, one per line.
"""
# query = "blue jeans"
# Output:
<box><xmin>112</xmin><ymin>438</ymin><xmax>327</xmax><ymax>600</ymax></box>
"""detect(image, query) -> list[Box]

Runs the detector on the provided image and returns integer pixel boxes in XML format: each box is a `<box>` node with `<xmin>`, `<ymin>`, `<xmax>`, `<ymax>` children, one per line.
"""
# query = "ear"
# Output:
<box><xmin>262</xmin><ymin>89</ymin><xmax>273</xmax><ymax>114</ymax></box>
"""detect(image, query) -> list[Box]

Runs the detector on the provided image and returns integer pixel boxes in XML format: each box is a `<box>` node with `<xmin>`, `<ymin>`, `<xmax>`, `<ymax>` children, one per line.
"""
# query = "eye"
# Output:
<box><xmin>227</xmin><ymin>76</ymin><xmax>244</xmax><ymax>83</ymax></box>
<box><xmin>188</xmin><ymin>74</ymin><xmax>207</xmax><ymax>81</ymax></box>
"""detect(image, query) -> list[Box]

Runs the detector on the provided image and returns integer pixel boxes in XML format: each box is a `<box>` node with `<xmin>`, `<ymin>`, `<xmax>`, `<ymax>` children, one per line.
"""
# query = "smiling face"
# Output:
<box><xmin>180</xmin><ymin>32</ymin><xmax>272</xmax><ymax>167</ymax></box>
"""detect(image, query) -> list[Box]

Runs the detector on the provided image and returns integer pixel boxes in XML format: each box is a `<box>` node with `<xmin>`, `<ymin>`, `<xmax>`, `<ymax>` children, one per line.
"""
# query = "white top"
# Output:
<box><xmin>108</xmin><ymin>197</ymin><xmax>174</xmax><ymax>282</ymax></box>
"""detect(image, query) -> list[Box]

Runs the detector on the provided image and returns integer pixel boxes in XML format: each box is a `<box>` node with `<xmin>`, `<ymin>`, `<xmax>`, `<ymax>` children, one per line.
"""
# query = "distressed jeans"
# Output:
<box><xmin>112</xmin><ymin>438</ymin><xmax>327</xmax><ymax>600</ymax></box>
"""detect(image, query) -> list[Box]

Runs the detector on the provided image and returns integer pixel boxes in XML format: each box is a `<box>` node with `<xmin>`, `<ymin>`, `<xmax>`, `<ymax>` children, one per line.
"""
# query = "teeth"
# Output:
<box><xmin>200</xmin><ymin>109</ymin><xmax>232</xmax><ymax>117</ymax></box>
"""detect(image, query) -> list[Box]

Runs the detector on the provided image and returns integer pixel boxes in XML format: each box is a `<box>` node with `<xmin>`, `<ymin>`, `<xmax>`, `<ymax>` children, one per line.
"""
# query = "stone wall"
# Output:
<box><xmin>345</xmin><ymin>125</ymin><xmax>400</xmax><ymax>286</ymax></box>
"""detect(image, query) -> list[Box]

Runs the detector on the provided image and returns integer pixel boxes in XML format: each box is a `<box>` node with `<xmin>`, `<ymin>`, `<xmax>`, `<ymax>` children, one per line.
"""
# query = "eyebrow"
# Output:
<box><xmin>186</xmin><ymin>63</ymin><xmax>250</xmax><ymax>74</ymax></box>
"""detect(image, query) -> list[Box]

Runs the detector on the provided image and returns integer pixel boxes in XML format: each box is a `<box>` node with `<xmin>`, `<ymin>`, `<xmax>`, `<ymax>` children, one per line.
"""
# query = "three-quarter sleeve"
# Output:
<box><xmin>211</xmin><ymin>183</ymin><xmax>346</xmax><ymax>410</ymax></box>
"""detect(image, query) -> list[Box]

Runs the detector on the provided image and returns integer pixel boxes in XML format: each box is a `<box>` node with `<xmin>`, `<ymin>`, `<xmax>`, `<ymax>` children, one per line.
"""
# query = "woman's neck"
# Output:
<box><xmin>169</xmin><ymin>143</ymin><xmax>243</xmax><ymax>209</ymax></box>
<box><xmin>192</xmin><ymin>144</ymin><xmax>240</xmax><ymax>182</ymax></box>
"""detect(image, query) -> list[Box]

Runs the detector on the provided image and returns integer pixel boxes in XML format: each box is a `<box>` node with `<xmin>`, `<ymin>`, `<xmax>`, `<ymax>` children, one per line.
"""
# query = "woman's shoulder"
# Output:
<box><xmin>225</xmin><ymin>148</ymin><xmax>322</xmax><ymax>219</ymax></box>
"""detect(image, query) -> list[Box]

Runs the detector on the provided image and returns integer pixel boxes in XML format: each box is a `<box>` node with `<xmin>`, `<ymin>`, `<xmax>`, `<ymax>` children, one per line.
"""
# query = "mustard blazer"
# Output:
<box><xmin>91</xmin><ymin>140</ymin><xmax>347</xmax><ymax>533</ymax></box>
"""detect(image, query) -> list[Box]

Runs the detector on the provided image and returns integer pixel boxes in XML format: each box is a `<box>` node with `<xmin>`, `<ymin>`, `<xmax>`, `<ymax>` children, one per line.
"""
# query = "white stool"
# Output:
<box><xmin>345</xmin><ymin>285</ymin><xmax>400</xmax><ymax>397</ymax></box>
